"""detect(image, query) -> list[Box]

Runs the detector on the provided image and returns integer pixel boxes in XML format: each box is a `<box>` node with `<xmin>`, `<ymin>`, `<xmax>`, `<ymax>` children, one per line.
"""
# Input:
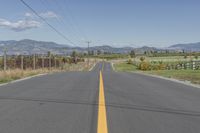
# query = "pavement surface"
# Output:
<box><xmin>0</xmin><ymin>62</ymin><xmax>200</xmax><ymax>133</ymax></box>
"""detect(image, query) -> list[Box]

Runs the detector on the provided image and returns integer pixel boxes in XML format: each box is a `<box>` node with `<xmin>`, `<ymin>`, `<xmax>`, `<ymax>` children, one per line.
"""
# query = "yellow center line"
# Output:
<box><xmin>97</xmin><ymin>71</ymin><xmax>108</xmax><ymax>133</ymax></box>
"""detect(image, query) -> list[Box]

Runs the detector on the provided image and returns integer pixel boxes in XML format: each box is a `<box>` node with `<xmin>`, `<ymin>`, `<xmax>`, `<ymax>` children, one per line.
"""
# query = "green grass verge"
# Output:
<box><xmin>114</xmin><ymin>62</ymin><xmax>200</xmax><ymax>85</ymax></box>
<box><xmin>145</xmin><ymin>70</ymin><xmax>200</xmax><ymax>84</ymax></box>
<box><xmin>114</xmin><ymin>62</ymin><xmax>137</xmax><ymax>72</ymax></box>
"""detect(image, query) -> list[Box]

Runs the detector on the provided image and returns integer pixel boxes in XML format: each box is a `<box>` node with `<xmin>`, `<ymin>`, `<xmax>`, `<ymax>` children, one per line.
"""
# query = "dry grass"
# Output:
<box><xmin>63</xmin><ymin>59</ymin><xmax>97</xmax><ymax>71</ymax></box>
<box><xmin>0</xmin><ymin>60</ymin><xmax>97</xmax><ymax>84</ymax></box>
<box><xmin>0</xmin><ymin>69</ymin><xmax>52</xmax><ymax>83</ymax></box>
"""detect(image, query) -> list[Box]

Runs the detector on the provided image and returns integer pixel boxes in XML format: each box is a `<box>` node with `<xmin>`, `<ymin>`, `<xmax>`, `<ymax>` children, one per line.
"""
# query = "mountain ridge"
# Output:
<box><xmin>0</xmin><ymin>39</ymin><xmax>199</xmax><ymax>55</ymax></box>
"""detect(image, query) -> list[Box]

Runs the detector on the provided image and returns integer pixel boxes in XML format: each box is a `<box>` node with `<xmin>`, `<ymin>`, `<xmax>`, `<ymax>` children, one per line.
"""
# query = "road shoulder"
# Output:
<box><xmin>133</xmin><ymin>71</ymin><xmax>200</xmax><ymax>89</ymax></box>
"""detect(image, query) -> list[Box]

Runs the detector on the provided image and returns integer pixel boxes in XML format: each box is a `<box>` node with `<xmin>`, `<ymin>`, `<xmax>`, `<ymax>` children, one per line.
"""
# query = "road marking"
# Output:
<box><xmin>97</xmin><ymin>71</ymin><xmax>108</xmax><ymax>133</ymax></box>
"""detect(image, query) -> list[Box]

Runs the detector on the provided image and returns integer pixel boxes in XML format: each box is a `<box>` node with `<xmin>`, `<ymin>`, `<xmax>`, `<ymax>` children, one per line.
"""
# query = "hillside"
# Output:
<box><xmin>0</xmin><ymin>39</ymin><xmax>134</xmax><ymax>55</ymax></box>
<box><xmin>169</xmin><ymin>42</ymin><xmax>200</xmax><ymax>52</ymax></box>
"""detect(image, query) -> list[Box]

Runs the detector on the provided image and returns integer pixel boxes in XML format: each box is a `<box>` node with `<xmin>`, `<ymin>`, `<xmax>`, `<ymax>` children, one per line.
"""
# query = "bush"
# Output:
<box><xmin>127</xmin><ymin>59</ymin><xmax>132</xmax><ymax>64</ymax></box>
<box><xmin>140</xmin><ymin>57</ymin><xmax>145</xmax><ymax>62</ymax></box>
<box><xmin>139</xmin><ymin>61</ymin><xmax>151</xmax><ymax>71</ymax></box>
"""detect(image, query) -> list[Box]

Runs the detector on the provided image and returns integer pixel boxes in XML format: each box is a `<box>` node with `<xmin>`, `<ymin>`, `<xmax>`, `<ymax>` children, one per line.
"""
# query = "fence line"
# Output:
<box><xmin>0</xmin><ymin>52</ymin><xmax>84</xmax><ymax>71</ymax></box>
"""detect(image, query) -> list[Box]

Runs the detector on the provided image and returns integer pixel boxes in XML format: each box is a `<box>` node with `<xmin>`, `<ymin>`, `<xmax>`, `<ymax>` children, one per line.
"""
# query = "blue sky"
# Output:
<box><xmin>0</xmin><ymin>0</ymin><xmax>200</xmax><ymax>47</ymax></box>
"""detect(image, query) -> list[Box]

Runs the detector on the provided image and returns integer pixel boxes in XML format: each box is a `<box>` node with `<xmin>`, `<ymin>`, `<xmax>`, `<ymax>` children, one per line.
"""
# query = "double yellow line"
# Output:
<box><xmin>97</xmin><ymin>70</ymin><xmax>108</xmax><ymax>133</ymax></box>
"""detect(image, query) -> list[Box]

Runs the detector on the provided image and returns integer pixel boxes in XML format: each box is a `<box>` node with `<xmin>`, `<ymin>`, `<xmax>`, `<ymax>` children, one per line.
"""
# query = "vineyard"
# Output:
<box><xmin>0</xmin><ymin>52</ymin><xmax>85</xmax><ymax>71</ymax></box>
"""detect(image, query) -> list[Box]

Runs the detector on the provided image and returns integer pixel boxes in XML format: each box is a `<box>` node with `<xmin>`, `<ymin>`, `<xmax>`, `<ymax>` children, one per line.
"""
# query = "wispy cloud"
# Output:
<box><xmin>0</xmin><ymin>11</ymin><xmax>58</xmax><ymax>32</ymax></box>
<box><xmin>0</xmin><ymin>18</ymin><xmax>41</xmax><ymax>32</ymax></box>
<box><xmin>25</xmin><ymin>11</ymin><xmax>59</xmax><ymax>19</ymax></box>
<box><xmin>25</xmin><ymin>12</ymin><xmax>33</xmax><ymax>17</ymax></box>
<box><xmin>39</xmin><ymin>11</ymin><xmax>59</xmax><ymax>19</ymax></box>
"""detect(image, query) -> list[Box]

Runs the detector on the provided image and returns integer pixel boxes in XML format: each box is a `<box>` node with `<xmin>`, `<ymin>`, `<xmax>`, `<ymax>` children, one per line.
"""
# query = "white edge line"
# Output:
<box><xmin>133</xmin><ymin>71</ymin><xmax>200</xmax><ymax>89</ymax></box>
<box><xmin>89</xmin><ymin>63</ymin><xmax>97</xmax><ymax>71</ymax></box>
<box><xmin>111</xmin><ymin>62</ymin><xmax>115</xmax><ymax>71</ymax></box>
<box><xmin>0</xmin><ymin>73</ymin><xmax>48</xmax><ymax>87</ymax></box>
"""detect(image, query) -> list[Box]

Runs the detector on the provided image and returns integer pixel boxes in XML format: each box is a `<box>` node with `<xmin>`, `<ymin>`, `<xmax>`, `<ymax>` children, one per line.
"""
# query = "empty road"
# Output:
<box><xmin>0</xmin><ymin>62</ymin><xmax>200</xmax><ymax>133</ymax></box>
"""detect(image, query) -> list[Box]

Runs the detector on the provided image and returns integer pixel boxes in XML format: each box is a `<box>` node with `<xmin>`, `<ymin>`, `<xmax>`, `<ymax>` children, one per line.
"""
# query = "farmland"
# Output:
<box><xmin>113</xmin><ymin>54</ymin><xmax>200</xmax><ymax>84</ymax></box>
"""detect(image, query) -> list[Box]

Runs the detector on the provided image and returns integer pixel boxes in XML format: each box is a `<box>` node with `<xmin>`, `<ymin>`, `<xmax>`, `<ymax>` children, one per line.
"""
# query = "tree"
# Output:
<box><xmin>97</xmin><ymin>50</ymin><xmax>101</xmax><ymax>55</ymax></box>
<box><xmin>184</xmin><ymin>55</ymin><xmax>187</xmax><ymax>59</ymax></box>
<box><xmin>140</xmin><ymin>57</ymin><xmax>145</xmax><ymax>62</ymax></box>
<box><xmin>71</xmin><ymin>51</ymin><xmax>77</xmax><ymax>64</ymax></box>
<box><xmin>195</xmin><ymin>55</ymin><xmax>198</xmax><ymax>60</ymax></box>
<box><xmin>130</xmin><ymin>50</ymin><xmax>136</xmax><ymax>58</ymax></box>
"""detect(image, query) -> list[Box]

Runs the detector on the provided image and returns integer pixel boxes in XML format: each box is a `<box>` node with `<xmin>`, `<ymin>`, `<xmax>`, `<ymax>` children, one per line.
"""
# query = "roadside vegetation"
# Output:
<box><xmin>0</xmin><ymin>60</ymin><xmax>96</xmax><ymax>84</ymax></box>
<box><xmin>113</xmin><ymin>51</ymin><xmax>200</xmax><ymax>85</ymax></box>
<box><xmin>0</xmin><ymin>50</ymin><xmax>97</xmax><ymax>84</ymax></box>
<box><xmin>92</xmin><ymin>54</ymin><xmax>129</xmax><ymax>60</ymax></box>
<box><xmin>0</xmin><ymin>69</ymin><xmax>49</xmax><ymax>84</ymax></box>
<box><xmin>114</xmin><ymin>61</ymin><xmax>137</xmax><ymax>72</ymax></box>
<box><xmin>145</xmin><ymin>70</ymin><xmax>200</xmax><ymax>84</ymax></box>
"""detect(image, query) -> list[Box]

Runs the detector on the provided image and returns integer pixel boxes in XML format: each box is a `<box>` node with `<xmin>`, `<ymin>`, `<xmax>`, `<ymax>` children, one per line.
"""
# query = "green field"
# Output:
<box><xmin>113</xmin><ymin>62</ymin><xmax>137</xmax><ymax>72</ymax></box>
<box><xmin>113</xmin><ymin>60</ymin><xmax>200</xmax><ymax>85</ymax></box>
<box><xmin>92</xmin><ymin>54</ymin><xmax>129</xmax><ymax>60</ymax></box>
<box><xmin>134</xmin><ymin>56</ymin><xmax>200</xmax><ymax>63</ymax></box>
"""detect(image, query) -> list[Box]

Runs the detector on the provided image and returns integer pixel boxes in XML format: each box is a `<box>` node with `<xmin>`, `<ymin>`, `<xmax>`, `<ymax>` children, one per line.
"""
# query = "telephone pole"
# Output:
<box><xmin>86</xmin><ymin>41</ymin><xmax>91</xmax><ymax>68</ymax></box>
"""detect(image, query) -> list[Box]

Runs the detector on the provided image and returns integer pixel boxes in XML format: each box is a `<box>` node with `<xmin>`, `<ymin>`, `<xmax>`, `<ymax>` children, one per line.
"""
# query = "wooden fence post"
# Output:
<box><xmin>193</xmin><ymin>61</ymin><xmax>195</xmax><ymax>70</ymax></box>
<box><xmin>54</xmin><ymin>57</ymin><xmax>57</xmax><ymax>68</ymax></box>
<box><xmin>42</xmin><ymin>56</ymin><xmax>44</xmax><ymax>69</ymax></box>
<box><xmin>21</xmin><ymin>55</ymin><xmax>24</xmax><ymax>70</ymax></box>
<box><xmin>48</xmin><ymin>52</ymin><xmax>51</xmax><ymax>70</ymax></box>
<box><xmin>33</xmin><ymin>54</ymin><xmax>36</xmax><ymax>70</ymax></box>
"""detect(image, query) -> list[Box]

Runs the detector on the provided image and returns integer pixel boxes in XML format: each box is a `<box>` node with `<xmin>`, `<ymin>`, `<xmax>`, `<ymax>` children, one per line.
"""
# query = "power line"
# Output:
<box><xmin>20</xmin><ymin>0</ymin><xmax>77</xmax><ymax>46</ymax></box>
<box><xmin>62</xmin><ymin>0</ymin><xmax>88</xmax><ymax>40</ymax></box>
<box><xmin>39</xmin><ymin>0</ymin><xmax>83</xmax><ymax>44</ymax></box>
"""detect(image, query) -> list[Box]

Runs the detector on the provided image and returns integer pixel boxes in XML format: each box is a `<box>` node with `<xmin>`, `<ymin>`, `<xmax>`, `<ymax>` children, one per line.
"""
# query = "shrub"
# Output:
<box><xmin>140</xmin><ymin>57</ymin><xmax>145</xmax><ymax>62</ymax></box>
<box><xmin>127</xmin><ymin>59</ymin><xmax>132</xmax><ymax>64</ymax></box>
<box><xmin>139</xmin><ymin>61</ymin><xmax>151</xmax><ymax>71</ymax></box>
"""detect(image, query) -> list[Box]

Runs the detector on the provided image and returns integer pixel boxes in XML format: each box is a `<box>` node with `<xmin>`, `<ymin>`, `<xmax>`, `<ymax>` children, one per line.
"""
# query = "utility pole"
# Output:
<box><xmin>3</xmin><ymin>47</ymin><xmax>7</xmax><ymax>71</ymax></box>
<box><xmin>86</xmin><ymin>41</ymin><xmax>91</xmax><ymax>68</ymax></box>
<box><xmin>42</xmin><ymin>55</ymin><xmax>44</xmax><ymax>69</ymax></box>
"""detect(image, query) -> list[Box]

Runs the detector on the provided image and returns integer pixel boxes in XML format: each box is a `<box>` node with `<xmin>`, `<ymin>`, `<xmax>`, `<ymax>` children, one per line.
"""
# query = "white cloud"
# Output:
<box><xmin>39</xmin><ymin>11</ymin><xmax>59</xmax><ymax>19</ymax></box>
<box><xmin>0</xmin><ymin>18</ymin><xmax>41</xmax><ymax>32</ymax></box>
<box><xmin>25</xmin><ymin>11</ymin><xmax>59</xmax><ymax>19</ymax></box>
<box><xmin>25</xmin><ymin>12</ymin><xmax>33</xmax><ymax>17</ymax></box>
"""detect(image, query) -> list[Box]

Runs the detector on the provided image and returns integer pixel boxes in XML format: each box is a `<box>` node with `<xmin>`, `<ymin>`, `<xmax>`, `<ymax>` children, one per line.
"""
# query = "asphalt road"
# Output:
<box><xmin>0</xmin><ymin>62</ymin><xmax>200</xmax><ymax>133</ymax></box>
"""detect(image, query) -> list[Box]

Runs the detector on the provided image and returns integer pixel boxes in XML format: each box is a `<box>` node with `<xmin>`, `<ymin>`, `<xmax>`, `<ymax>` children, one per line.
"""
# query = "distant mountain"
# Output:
<box><xmin>89</xmin><ymin>45</ymin><xmax>134</xmax><ymax>54</ymax></box>
<box><xmin>169</xmin><ymin>42</ymin><xmax>200</xmax><ymax>52</ymax></box>
<box><xmin>134</xmin><ymin>46</ymin><xmax>158</xmax><ymax>54</ymax></box>
<box><xmin>0</xmin><ymin>39</ymin><xmax>70</xmax><ymax>55</ymax></box>
<box><xmin>0</xmin><ymin>39</ymin><xmax>199</xmax><ymax>55</ymax></box>
<box><xmin>0</xmin><ymin>39</ymin><xmax>134</xmax><ymax>55</ymax></box>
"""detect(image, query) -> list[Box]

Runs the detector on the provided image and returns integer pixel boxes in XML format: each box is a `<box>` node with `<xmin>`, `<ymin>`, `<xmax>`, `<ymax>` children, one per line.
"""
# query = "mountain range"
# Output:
<box><xmin>0</xmin><ymin>39</ymin><xmax>199</xmax><ymax>55</ymax></box>
<box><xmin>169</xmin><ymin>42</ymin><xmax>200</xmax><ymax>52</ymax></box>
